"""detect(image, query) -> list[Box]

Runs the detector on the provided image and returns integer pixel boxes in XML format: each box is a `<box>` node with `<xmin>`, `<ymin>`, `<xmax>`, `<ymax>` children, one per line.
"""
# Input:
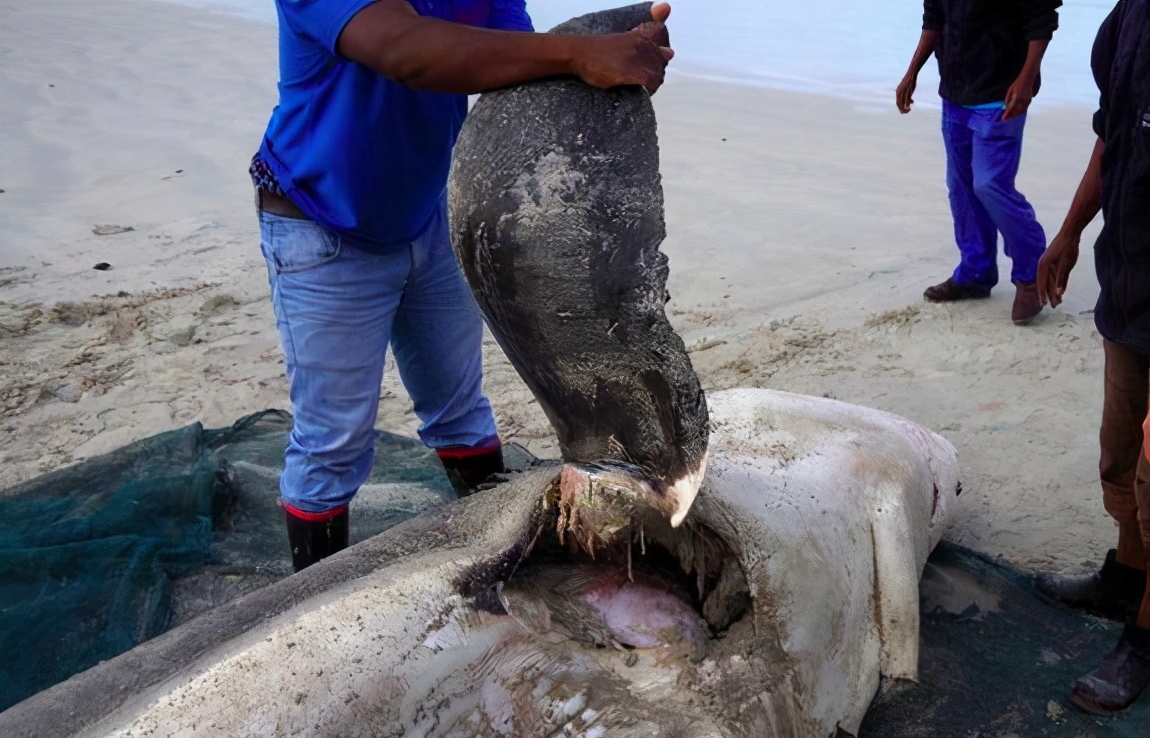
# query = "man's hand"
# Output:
<box><xmin>574</xmin><ymin>23</ymin><xmax>673</xmax><ymax>95</ymax></box>
<box><xmin>1003</xmin><ymin>73</ymin><xmax>1036</xmax><ymax>120</ymax></box>
<box><xmin>1036</xmin><ymin>230</ymin><xmax>1080</xmax><ymax>308</ymax></box>
<box><xmin>1038</xmin><ymin>139</ymin><xmax>1103</xmax><ymax>308</ymax></box>
<box><xmin>572</xmin><ymin>4</ymin><xmax>674</xmax><ymax>95</ymax></box>
<box><xmin>896</xmin><ymin>73</ymin><xmax>917</xmax><ymax>114</ymax></box>
<box><xmin>897</xmin><ymin>29</ymin><xmax>937</xmax><ymax>114</ymax></box>
<box><xmin>1003</xmin><ymin>39</ymin><xmax>1048</xmax><ymax>121</ymax></box>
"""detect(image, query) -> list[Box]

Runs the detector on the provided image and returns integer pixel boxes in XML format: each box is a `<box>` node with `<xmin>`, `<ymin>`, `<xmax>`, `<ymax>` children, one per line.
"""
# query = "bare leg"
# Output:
<box><xmin>1118</xmin><ymin>525</ymin><xmax>1147</xmax><ymax>571</ymax></box>
<box><xmin>1101</xmin><ymin>340</ymin><xmax>1148</xmax><ymax>569</ymax></box>
<box><xmin>1135</xmin><ymin>453</ymin><xmax>1150</xmax><ymax>629</ymax></box>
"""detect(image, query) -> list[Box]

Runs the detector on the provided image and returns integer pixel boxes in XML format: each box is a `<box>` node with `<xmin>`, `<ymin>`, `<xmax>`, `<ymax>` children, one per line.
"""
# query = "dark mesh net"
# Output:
<box><xmin>0</xmin><ymin>411</ymin><xmax>473</xmax><ymax>712</ymax></box>
<box><xmin>860</xmin><ymin>543</ymin><xmax>1150</xmax><ymax>736</ymax></box>
<box><xmin>0</xmin><ymin>425</ymin><xmax>217</xmax><ymax>711</ymax></box>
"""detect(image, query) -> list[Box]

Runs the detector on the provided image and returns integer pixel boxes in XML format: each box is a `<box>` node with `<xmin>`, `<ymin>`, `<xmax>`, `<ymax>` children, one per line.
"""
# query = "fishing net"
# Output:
<box><xmin>0</xmin><ymin>411</ymin><xmax>462</xmax><ymax>712</ymax></box>
<box><xmin>860</xmin><ymin>543</ymin><xmax>1150</xmax><ymax>736</ymax></box>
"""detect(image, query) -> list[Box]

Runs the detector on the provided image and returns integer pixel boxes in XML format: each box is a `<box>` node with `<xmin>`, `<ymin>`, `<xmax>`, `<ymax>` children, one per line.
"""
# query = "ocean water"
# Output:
<box><xmin>152</xmin><ymin>0</ymin><xmax>1115</xmax><ymax>109</ymax></box>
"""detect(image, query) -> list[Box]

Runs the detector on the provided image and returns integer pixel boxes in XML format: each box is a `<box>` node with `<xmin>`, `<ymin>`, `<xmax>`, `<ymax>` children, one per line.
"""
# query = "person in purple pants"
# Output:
<box><xmin>896</xmin><ymin>0</ymin><xmax>1060</xmax><ymax>325</ymax></box>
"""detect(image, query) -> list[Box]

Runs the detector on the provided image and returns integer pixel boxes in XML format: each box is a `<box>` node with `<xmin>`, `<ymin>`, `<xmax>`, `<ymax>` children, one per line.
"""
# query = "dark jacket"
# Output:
<box><xmin>1091</xmin><ymin>0</ymin><xmax>1150</xmax><ymax>355</ymax></box>
<box><xmin>922</xmin><ymin>0</ymin><xmax>1061</xmax><ymax>106</ymax></box>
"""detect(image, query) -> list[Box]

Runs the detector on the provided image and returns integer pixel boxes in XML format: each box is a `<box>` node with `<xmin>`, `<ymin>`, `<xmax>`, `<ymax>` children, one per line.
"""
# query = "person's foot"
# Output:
<box><xmin>1036</xmin><ymin>549</ymin><xmax>1148</xmax><ymax>622</ymax></box>
<box><xmin>1069</xmin><ymin>623</ymin><xmax>1150</xmax><ymax>714</ymax></box>
<box><xmin>923</xmin><ymin>278</ymin><xmax>992</xmax><ymax>303</ymax></box>
<box><xmin>1012</xmin><ymin>281</ymin><xmax>1042</xmax><ymax>325</ymax></box>
<box><xmin>436</xmin><ymin>439</ymin><xmax>505</xmax><ymax>497</ymax></box>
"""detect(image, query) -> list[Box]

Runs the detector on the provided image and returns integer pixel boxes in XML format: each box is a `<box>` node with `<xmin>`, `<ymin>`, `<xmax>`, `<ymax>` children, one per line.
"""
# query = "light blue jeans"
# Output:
<box><xmin>259</xmin><ymin>200</ymin><xmax>497</xmax><ymax>513</ymax></box>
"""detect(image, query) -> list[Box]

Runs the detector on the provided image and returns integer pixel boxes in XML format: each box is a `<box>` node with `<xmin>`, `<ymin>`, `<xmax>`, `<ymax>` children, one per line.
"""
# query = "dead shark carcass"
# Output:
<box><xmin>449</xmin><ymin>3</ymin><xmax>709</xmax><ymax>527</ymax></box>
<box><xmin>0</xmin><ymin>4</ymin><xmax>961</xmax><ymax>734</ymax></box>
<box><xmin>0</xmin><ymin>388</ymin><xmax>959</xmax><ymax>738</ymax></box>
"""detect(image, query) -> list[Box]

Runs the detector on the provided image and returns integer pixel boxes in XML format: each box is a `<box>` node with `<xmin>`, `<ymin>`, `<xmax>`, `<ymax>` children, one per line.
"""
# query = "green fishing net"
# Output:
<box><xmin>0</xmin><ymin>411</ymin><xmax>457</xmax><ymax>712</ymax></box>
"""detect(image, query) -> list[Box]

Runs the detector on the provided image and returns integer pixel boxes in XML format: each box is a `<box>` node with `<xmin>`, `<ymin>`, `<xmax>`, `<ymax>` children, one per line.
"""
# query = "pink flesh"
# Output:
<box><xmin>581</xmin><ymin>579</ymin><xmax>707</xmax><ymax>649</ymax></box>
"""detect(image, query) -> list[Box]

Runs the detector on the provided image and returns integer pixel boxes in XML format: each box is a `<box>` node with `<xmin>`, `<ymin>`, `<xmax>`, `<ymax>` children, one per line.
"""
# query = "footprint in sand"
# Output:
<box><xmin>91</xmin><ymin>225</ymin><xmax>134</xmax><ymax>236</ymax></box>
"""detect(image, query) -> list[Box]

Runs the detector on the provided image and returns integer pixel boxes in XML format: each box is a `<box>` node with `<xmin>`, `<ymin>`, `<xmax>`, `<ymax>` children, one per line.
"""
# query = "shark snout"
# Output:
<box><xmin>558</xmin><ymin>452</ymin><xmax>709</xmax><ymax>530</ymax></box>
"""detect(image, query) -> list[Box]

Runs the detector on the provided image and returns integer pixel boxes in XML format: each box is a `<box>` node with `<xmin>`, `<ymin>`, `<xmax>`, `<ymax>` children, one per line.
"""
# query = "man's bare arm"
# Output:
<box><xmin>1036</xmin><ymin>138</ymin><xmax>1103</xmax><ymax>307</ymax></box>
<box><xmin>337</xmin><ymin>0</ymin><xmax>674</xmax><ymax>95</ymax></box>
<box><xmin>1057</xmin><ymin>137</ymin><xmax>1104</xmax><ymax>237</ymax></box>
<box><xmin>896</xmin><ymin>30</ymin><xmax>937</xmax><ymax>113</ymax></box>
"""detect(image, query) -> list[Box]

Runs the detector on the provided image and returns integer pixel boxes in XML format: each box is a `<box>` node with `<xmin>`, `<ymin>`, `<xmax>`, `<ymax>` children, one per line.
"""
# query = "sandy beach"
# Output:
<box><xmin>0</xmin><ymin>0</ymin><xmax>1115</xmax><ymax>582</ymax></box>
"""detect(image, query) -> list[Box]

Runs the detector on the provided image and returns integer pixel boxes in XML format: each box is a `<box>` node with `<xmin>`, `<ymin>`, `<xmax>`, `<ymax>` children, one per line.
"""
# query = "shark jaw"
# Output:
<box><xmin>554</xmin><ymin>452</ymin><xmax>710</xmax><ymax>543</ymax></box>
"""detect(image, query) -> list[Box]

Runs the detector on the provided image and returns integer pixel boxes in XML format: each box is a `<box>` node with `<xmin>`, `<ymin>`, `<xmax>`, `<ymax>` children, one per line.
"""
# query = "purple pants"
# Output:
<box><xmin>941</xmin><ymin>100</ymin><xmax>1047</xmax><ymax>289</ymax></box>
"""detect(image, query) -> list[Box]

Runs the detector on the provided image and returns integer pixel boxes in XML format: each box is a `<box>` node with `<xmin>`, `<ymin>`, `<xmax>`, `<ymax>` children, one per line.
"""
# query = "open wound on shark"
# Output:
<box><xmin>465</xmin><ymin>462</ymin><xmax>750</xmax><ymax>665</ymax></box>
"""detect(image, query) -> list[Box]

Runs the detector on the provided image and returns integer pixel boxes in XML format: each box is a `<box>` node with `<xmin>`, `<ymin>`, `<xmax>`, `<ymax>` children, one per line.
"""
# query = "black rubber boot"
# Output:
<box><xmin>436</xmin><ymin>443</ymin><xmax>505</xmax><ymax>497</ymax></box>
<box><xmin>1070</xmin><ymin>623</ymin><xmax>1150</xmax><ymax>714</ymax></box>
<box><xmin>284</xmin><ymin>506</ymin><xmax>349</xmax><ymax>573</ymax></box>
<box><xmin>1035</xmin><ymin>549</ymin><xmax>1147</xmax><ymax>622</ymax></box>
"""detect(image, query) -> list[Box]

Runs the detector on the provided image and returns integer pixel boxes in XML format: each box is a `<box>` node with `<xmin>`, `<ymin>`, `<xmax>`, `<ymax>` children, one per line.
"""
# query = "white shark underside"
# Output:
<box><xmin>0</xmin><ymin>388</ymin><xmax>958</xmax><ymax>738</ymax></box>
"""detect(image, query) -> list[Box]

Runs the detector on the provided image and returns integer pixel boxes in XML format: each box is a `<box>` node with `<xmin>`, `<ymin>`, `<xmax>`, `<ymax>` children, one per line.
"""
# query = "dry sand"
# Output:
<box><xmin>0</xmin><ymin>0</ymin><xmax>1114</xmax><ymax>576</ymax></box>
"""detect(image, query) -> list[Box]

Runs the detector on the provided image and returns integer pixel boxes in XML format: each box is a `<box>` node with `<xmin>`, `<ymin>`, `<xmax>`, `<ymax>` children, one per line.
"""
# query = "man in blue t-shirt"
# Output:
<box><xmin>252</xmin><ymin>0</ymin><xmax>675</xmax><ymax>572</ymax></box>
<box><xmin>896</xmin><ymin>0</ymin><xmax>1061</xmax><ymax>326</ymax></box>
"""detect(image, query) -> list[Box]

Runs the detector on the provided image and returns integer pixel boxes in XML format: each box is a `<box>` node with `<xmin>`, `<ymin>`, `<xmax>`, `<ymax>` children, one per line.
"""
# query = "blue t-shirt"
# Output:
<box><xmin>258</xmin><ymin>0</ymin><xmax>534</xmax><ymax>250</ymax></box>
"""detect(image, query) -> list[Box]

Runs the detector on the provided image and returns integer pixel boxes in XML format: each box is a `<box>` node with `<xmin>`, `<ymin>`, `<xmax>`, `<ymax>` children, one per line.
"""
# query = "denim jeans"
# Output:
<box><xmin>941</xmin><ymin>100</ymin><xmax>1047</xmax><ymax>288</ymax></box>
<box><xmin>259</xmin><ymin>200</ymin><xmax>497</xmax><ymax>513</ymax></box>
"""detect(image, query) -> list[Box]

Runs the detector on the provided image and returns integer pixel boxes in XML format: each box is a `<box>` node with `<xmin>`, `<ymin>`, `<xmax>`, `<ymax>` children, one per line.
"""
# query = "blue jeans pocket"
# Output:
<box><xmin>259</xmin><ymin>212</ymin><xmax>342</xmax><ymax>275</ymax></box>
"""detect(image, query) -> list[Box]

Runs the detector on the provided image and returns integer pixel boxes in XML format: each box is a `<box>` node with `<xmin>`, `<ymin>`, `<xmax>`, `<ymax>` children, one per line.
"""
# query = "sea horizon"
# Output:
<box><xmin>148</xmin><ymin>0</ymin><xmax>1114</xmax><ymax>110</ymax></box>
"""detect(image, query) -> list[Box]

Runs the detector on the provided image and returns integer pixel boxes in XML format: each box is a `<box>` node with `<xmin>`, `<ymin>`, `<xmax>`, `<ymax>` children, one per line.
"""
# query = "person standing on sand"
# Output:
<box><xmin>896</xmin><ymin>0</ymin><xmax>1061</xmax><ymax>326</ymax></box>
<box><xmin>250</xmin><ymin>0</ymin><xmax>674</xmax><ymax>572</ymax></box>
<box><xmin>1032</xmin><ymin>0</ymin><xmax>1150</xmax><ymax>714</ymax></box>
